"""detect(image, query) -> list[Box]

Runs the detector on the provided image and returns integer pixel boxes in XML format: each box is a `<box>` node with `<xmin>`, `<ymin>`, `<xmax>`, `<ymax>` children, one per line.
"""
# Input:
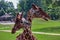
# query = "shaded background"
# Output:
<box><xmin>0</xmin><ymin>0</ymin><xmax>60</xmax><ymax>20</ymax></box>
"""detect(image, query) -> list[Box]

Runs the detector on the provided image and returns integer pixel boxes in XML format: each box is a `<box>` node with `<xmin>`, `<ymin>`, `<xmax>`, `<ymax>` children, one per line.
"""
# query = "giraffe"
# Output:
<box><xmin>11</xmin><ymin>3</ymin><xmax>50</xmax><ymax>40</ymax></box>
<box><xmin>12</xmin><ymin>12</ymin><xmax>36</xmax><ymax>40</ymax></box>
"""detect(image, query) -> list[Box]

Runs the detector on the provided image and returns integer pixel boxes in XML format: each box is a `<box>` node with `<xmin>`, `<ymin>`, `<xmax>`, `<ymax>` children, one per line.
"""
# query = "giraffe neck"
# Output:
<box><xmin>26</xmin><ymin>11</ymin><xmax>33</xmax><ymax>24</ymax></box>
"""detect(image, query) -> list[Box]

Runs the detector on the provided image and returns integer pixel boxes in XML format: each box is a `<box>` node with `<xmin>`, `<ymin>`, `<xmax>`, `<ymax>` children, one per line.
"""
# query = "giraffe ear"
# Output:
<box><xmin>21</xmin><ymin>12</ymin><xmax>23</xmax><ymax>16</ymax></box>
<box><xmin>32</xmin><ymin>3</ymin><xmax>37</xmax><ymax>9</ymax></box>
<box><xmin>21</xmin><ymin>12</ymin><xmax>23</xmax><ymax>18</ymax></box>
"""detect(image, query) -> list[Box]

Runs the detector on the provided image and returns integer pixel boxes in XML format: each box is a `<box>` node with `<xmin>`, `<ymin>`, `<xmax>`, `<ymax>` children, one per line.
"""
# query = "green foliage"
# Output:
<box><xmin>17</xmin><ymin>0</ymin><xmax>60</xmax><ymax>20</ymax></box>
<box><xmin>0</xmin><ymin>0</ymin><xmax>60</xmax><ymax>20</ymax></box>
<box><xmin>43</xmin><ymin>0</ymin><xmax>60</xmax><ymax>20</ymax></box>
<box><xmin>0</xmin><ymin>0</ymin><xmax>15</xmax><ymax>16</ymax></box>
<box><xmin>17</xmin><ymin>0</ymin><xmax>42</xmax><ymax>12</ymax></box>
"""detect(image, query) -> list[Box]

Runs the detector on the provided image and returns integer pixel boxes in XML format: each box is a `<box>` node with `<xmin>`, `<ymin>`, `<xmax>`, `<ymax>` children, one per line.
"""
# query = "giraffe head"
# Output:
<box><xmin>11</xmin><ymin>12</ymin><xmax>23</xmax><ymax>34</ymax></box>
<box><xmin>30</xmin><ymin>3</ymin><xmax>50</xmax><ymax>21</ymax></box>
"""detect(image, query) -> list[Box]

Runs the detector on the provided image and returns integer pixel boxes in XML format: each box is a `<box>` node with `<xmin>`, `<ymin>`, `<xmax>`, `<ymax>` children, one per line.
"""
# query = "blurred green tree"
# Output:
<box><xmin>17</xmin><ymin>0</ymin><xmax>42</xmax><ymax>12</ymax></box>
<box><xmin>0</xmin><ymin>0</ymin><xmax>15</xmax><ymax>16</ymax></box>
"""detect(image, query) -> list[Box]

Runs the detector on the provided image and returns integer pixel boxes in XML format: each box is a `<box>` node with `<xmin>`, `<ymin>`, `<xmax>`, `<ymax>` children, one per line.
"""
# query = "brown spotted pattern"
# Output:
<box><xmin>11</xmin><ymin>4</ymin><xmax>50</xmax><ymax>40</ymax></box>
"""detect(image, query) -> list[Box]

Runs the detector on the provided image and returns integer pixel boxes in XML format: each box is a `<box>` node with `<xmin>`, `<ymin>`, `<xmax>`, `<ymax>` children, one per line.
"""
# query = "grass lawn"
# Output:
<box><xmin>0</xmin><ymin>24</ymin><xmax>13</xmax><ymax>30</ymax></box>
<box><xmin>32</xmin><ymin>18</ymin><xmax>60</xmax><ymax>33</ymax></box>
<box><xmin>0</xmin><ymin>18</ymin><xmax>60</xmax><ymax>40</ymax></box>
<box><xmin>0</xmin><ymin>31</ymin><xmax>60</xmax><ymax>40</ymax></box>
<box><xmin>0</xmin><ymin>18</ymin><xmax>60</xmax><ymax>33</ymax></box>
